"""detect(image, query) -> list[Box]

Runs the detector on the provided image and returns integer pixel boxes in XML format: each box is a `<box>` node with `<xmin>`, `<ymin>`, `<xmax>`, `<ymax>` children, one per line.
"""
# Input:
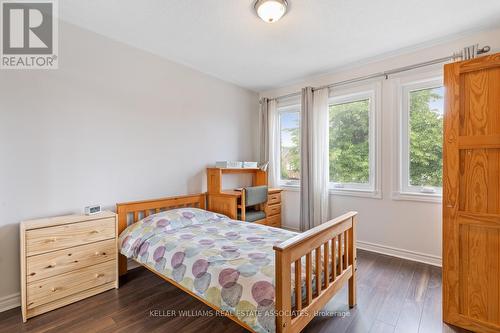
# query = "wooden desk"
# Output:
<box><xmin>208</xmin><ymin>188</ymin><xmax>283</xmax><ymax>227</ymax></box>
<box><xmin>206</xmin><ymin>167</ymin><xmax>283</xmax><ymax>227</ymax></box>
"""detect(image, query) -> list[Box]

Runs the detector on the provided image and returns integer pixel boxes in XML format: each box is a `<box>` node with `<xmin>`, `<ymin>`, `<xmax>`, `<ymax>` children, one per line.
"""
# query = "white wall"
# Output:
<box><xmin>0</xmin><ymin>22</ymin><xmax>259</xmax><ymax>306</ymax></box>
<box><xmin>261</xmin><ymin>28</ymin><xmax>500</xmax><ymax>265</ymax></box>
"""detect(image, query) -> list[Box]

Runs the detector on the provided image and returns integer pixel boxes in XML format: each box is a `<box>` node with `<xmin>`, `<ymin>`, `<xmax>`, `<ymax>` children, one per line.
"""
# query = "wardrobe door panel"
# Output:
<box><xmin>443</xmin><ymin>53</ymin><xmax>500</xmax><ymax>333</ymax></box>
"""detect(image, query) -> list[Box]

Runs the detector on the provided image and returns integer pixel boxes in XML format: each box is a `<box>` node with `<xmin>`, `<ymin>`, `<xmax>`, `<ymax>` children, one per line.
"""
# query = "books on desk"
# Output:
<box><xmin>215</xmin><ymin>161</ymin><xmax>258</xmax><ymax>169</ymax></box>
<box><xmin>243</xmin><ymin>161</ymin><xmax>258</xmax><ymax>168</ymax></box>
<box><xmin>216</xmin><ymin>161</ymin><xmax>242</xmax><ymax>168</ymax></box>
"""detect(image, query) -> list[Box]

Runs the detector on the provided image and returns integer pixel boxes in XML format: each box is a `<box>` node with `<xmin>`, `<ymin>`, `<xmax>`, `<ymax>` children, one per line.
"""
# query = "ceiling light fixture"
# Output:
<box><xmin>254</xmin><ymin>0</ymin><xmax>288</xmax><ymax>23</ymax></box>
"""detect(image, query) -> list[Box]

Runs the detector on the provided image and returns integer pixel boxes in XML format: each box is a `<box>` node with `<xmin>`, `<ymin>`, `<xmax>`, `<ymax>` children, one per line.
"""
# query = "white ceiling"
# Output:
<box><xmin>61</xmin><ymin>0</ymin><xmax>500</xmax><ymax>91</ymax></box>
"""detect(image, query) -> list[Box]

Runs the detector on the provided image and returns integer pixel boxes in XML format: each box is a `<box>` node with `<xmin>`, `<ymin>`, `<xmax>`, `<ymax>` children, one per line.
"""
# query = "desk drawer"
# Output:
<box><xmin>27</xmin><ymin>239</ymin><xmax>116</xmax><ymax>283</ymax></box>
<box><xmin>27</xmin><ymin>260</ymin><xmax>116</xmax><ymax>310</ymax></box>
<box><xmin>267</xmin><ymin>214</ymin><xmax>281</xmax><ymax>228</ymax></box>
<box><xmin>26</xmin><ymin>218</ymin><xmax>115</xmax><ymax>256</ymax></box>
<box><xmin>268</xmin><ymin>193</ymin><xmax>281</xmax><ymax>205</ymax></box>
<box><xmin>266</xmin><ymin>204</ymin><xmax>281</xmax><ymax>217</ymax></box>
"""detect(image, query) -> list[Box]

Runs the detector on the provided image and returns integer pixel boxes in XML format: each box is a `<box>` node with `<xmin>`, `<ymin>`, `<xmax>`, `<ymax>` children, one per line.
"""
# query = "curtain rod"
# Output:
<box><xmin>263</xmin><ymin>45</ymin><xmax>490</xmax><ymax>103</ymax></box>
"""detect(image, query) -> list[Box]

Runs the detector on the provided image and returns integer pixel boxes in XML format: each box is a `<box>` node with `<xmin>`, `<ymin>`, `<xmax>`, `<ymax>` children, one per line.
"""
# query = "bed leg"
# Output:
<box><xmin>119</xmin><ymin>254</ymin><xmax>128</xmax><ymax>276</ymax></box>
<box><xmin>348</xmin><ymin>271</ymin><xmax>356</xmax><ymax>308</ymax></box>
<box><xmin>348</xmin><ymin>216</ymin><xmax>357</xmax><ymax>308</ymax></box>
<box><xmin>275</xmin><ymin>250</ymin><xmax>291</xmax><ymax>333</ymax></box>
<box><xmin>117</xmin><ymin>208</ymin><xmax>129</xmax><ymax>277</ymax></box>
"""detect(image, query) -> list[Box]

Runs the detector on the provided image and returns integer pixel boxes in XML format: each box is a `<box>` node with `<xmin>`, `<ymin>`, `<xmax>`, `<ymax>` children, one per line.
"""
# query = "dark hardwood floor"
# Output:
<box><xmin>0</xmin><ymin>250</ymin><xmax>470</xmax><ymax>333</ymax></box>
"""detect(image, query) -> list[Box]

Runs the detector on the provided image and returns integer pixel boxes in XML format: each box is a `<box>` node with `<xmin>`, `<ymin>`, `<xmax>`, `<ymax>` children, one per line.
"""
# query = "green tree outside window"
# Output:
<box><xmin>329</xmin><ymin>99</ymin><xmax>370</xmax><ymax>184</ymax></box>
<box><xmin>408</xmin><ymin>87</ymin><xmax>443</xmax><ymax>188</ymax></box>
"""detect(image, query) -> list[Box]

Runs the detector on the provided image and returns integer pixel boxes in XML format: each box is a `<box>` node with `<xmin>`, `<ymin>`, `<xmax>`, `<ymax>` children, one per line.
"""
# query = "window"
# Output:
<box><xmin>279</xmin><ymin>106</ymin><xmax>300</xmax><ymax>185</ymax></box>
<box><xmin>396</xmin><ymin>76</ymin><xmax>444</xmax><ymax>201</ymax></box>
<box><xmin>328</xmin><ymin>83</ymin><xmax>381</xmax><ymax>197</ymax></box>
<box><xmin>329</xmin><ymin>98</ymin><xmax>370</xmax><ymax>185</ymax></box>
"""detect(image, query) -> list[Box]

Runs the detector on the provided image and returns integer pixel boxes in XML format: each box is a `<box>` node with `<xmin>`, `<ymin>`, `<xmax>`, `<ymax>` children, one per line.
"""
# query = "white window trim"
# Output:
<box><xmin>277</xmin><ymin>103</ymin><xmax>301</xmax><ymax>188</ymax></box>
<box><xmin>328</xmin><ymin>81</ymin><xmax>382</xmax><ymax>199</ymax></box>
<box><xmin>393</xmin><ymin>71</ymin><xmax>443</xmax><ymax>203</ymax></box>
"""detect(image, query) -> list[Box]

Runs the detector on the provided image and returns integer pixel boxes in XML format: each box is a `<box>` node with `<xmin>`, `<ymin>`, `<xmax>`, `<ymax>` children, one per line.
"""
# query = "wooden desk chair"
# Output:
<box><xmin>239</xmin><ymin>185</ymin><xmax>268</xmax><ymax>224</ymax></box>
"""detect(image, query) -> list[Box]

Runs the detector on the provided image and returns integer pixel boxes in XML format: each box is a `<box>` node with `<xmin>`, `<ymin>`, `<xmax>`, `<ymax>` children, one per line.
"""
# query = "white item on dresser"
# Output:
<box><xmin>84</xmin><ymin>204</ymin><xmax>102</xmax><ymax>215</ymax></box>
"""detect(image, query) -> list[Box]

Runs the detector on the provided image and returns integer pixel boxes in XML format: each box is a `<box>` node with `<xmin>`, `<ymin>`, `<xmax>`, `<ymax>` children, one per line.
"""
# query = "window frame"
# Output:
<box><xmin>328</xmin><ymin>82</ymin><xmax>382</xmax><ymax>198</ymax></box>
<box><xmin>277</xmin><ymin>103</ymin><xmax>301</xmax><ymax>187</ymax></box>
<box><xmin>394</xmin><ymin>73</ymin><xmax>443</xmax><ymax>203</ymax></box>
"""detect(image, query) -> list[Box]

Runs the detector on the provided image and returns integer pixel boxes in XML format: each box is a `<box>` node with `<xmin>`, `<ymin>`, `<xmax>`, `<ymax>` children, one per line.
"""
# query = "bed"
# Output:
<box><xmin>116</xmin><ymin>193</ymin><xmax>357</xmax><ymax>333</ymax></box>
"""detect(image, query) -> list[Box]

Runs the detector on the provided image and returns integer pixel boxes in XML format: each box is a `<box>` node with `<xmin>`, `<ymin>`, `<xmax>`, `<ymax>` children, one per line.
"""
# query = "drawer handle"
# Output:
<box><xmin>46</xmin><ymin>237</ymin><xmax>57</xmax><ymax>243</ymax></box>
<box><xmin>95</xmin><ymin>273</ymin><xmax>104</xmax><ymax>278</ymax></box>
<box><xmin>46</xmin><ymin>263</ymin><xmax>56</xmax><ymax>269</ymax></box>
<box><xmin>90</xmin><ymin>230</ymin><xmax>99</xmax><ymax>234</ymax></box>
<box><xmin>51</xmin><ymin>287</ymin><xmax>58</xmax><ymax>292</ymax></box>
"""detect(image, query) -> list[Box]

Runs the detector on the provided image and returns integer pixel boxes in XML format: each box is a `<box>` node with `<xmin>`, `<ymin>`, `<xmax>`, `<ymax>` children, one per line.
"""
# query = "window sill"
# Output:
<box><xmin>392</xmin><ymin>191</ymin><xmax>442</xmax><ymax>203</ymax></box>
<box><xmin>279</xmin><ymin>184</ymin><xmax>300</xmax><ymax>192</ymax></box>
<box><xmin>329</xmin><ymin>188</ymin><xmax>382</xmax><ymax>199</ymax></box>
<box><xmin>279</xmin><ymin>185</ymin><xmax>382</xmax><ymax>198</ymax></box>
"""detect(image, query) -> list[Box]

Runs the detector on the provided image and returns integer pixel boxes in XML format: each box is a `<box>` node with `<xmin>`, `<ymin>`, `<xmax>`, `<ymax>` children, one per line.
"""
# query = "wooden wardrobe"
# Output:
<box><xmin>443</xmin><ymin>53</ymin><xmax>500</xmax><ymax>332</ymax></box>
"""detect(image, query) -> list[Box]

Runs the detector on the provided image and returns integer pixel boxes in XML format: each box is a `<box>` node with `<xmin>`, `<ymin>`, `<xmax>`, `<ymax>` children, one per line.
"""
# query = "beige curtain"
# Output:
<box><xmin>260</xmin><ymin>98</ymin><xmax>269</xmax><ymax>162</ymax></box>
<box><xmin>260</xmin><ymin>98</ymin><xmax>279</xmax><ymax>186</ymax></box>
<box><xmin>300</xmin><ymin>87</ymin><xmax>329</xmax><ymax>231</ymax></box>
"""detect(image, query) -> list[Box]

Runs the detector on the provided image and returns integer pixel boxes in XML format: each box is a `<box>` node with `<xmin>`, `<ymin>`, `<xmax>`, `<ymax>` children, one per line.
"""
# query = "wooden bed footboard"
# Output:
<box><xmin>273</xmin><ymin>212</ymin><xmax>358</xmax><ymax>333</ymax></box>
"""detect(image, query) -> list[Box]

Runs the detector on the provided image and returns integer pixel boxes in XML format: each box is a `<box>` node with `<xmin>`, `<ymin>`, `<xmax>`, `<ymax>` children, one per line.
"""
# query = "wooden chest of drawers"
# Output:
<box><xmin>20</xmin><ymin>212</ymin><xmax>118</xmax><ymax>322</ymax></box>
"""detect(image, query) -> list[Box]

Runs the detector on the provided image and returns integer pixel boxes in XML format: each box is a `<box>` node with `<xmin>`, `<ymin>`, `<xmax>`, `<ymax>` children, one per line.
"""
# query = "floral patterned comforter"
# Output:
<box><xmin>119</xmin><ymin>207</ymin><xmax>299</xmax><ymax>333</ymax></box>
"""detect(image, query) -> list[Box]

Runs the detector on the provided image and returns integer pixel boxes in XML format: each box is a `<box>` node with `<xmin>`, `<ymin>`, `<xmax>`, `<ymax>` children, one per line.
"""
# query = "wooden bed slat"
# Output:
<box><xmin>305</xmin><ymin>252</ymin><xmax>312</xmax><ymax>306</ymax></box>
<box><xmin>315</xmin><ymin>247</ymin><xmax>321</xmax><ymax>296</ymax></box>
<box><xmin>294</xmin><ymin>260</ymin><xmax>302</xmax><ymax>312</ymax></box>
<box><xmin>345</xmin><ymin>230</ymin><xmax>349</xmax><ymax>268</ymax></box>
<box><xmin>333</xmin><ymin>236</ymin><xmax>337</xmax><ymax>281</ymax></box>
<box><xmin>338</xmin><ymin>233</ymin><xmax>343</xmax><ymax>274</ymax></box>
<box><xmin>323</xmin><ymin>242</ymin><xmax>329</xmax><ymax>288</ymax></box>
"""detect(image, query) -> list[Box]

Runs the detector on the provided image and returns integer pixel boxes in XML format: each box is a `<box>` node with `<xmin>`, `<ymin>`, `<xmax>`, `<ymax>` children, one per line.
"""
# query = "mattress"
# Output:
<box><xmin>119</xmin><ymin>208</ymin><xmax>339</xmax><ymax>333</ymax></box>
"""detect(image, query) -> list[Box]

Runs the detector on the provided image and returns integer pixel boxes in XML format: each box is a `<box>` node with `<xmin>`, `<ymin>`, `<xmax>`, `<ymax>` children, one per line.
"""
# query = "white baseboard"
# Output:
<box><xmin>357</xmin><ymin>240</ymin><xmax>442</xmax><ymax>267</ymax></box>
<box><xmin>0</xmin><ymin>292</ymin><xmax>20</xmax><ymax>313</ymax></box>
<box><xmin>281</xmin><ymin>226</ymin><xmax>441</xmax><ymax>267</ymax></box>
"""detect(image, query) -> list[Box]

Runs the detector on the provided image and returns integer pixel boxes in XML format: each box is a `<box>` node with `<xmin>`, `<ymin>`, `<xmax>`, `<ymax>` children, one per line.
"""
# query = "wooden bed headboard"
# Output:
<box><xmin>116</xmin><ymin>193</ymin><xmax>206</xmax><ymax>275</ymax></box>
